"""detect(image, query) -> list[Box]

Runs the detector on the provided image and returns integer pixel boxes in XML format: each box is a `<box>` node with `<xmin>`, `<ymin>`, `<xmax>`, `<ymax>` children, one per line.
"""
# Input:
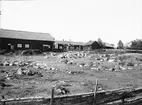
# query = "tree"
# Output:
<box><xmin>117</xmin><ymin>40</ymin><xmax>124</xmax><ymax>49</ymax></box>
<box><xmin>131</xmin><ymin>39</ymin><xmax>142</xmax><ymax>50</ymax></box>
<box><xmin>97</xmin><ymin>38</ymin><xmax>104</xmax><ymax>48</ymax></box>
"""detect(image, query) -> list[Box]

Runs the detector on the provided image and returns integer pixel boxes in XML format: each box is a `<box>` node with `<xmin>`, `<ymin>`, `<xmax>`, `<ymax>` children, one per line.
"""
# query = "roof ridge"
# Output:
<box><xmin>0</xmin><ymin>29</ymin><xmax>54</xmax><ymax>41</ymax></box>
<box><xmin>0</xmin><ymin>29</ymin><xmax>50</xmax><ymax>35</ymax></box>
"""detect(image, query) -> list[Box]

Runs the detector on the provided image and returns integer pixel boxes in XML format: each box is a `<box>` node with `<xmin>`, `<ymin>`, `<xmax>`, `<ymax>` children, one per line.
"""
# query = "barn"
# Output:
<box><xmin>54</xmin><ymin>40</ymin><xmax>84</xmax><ymax>51</ymax></box>
<box><xmin>83</xmin><ymin>41</ymin><xmax>101</xmax><ymax>50</ymax></box>
<box><xmin>68</xmin><ymin>41</ymin><xmax>84</xmax><ymax>51</ymax></box>
<box><xmin>0</xmin><ymin>29</ymin><xmax>55</xmax><ymax>51</ymax></box>
<box><xmin>54</xmin><ymin>40</ymin><xmax>69</xmax><ymax>52</ymax></box>
<box><xmin>103</xmin><ymin>42</ymin><xmax>114</xmax><ymax>49</ymax></box>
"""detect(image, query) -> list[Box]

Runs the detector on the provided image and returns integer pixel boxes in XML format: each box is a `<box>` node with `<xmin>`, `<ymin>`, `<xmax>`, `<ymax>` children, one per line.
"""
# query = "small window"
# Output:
<box><xmin>54</xmin><ymin>43</ymin><xmax>58</xmax><ymax>49</ymax></box>
<box><xmin>25</xmin><ymin>44</ymin><xmax>29</xmax><ymax>48</ymax></box>
<box><xmin>17</xmin><ymin>44</ymin><xmax>22</xmax><ymax>48</ymax></box>
<box><xmin>48</xmin><ymin>45</ymin><xmax>50</xmax><ymax>48</ymax></box>
<box><xmin>59</xmin><ymin>46</ymin><xmax>63</xmax><ymax>49</ymax></box>
<box><xmin>43</xmin><ymin>44</ymin><xmax>50</xmax><ymax>48</ymax></box>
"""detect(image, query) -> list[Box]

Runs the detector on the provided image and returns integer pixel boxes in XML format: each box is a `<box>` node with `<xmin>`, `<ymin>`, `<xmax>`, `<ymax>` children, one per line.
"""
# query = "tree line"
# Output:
<box><xmin>98</xmin><ymin>38</ymin><xmax>142</xmax><ymax>50</ymax></box>
<box><xmin>117</xmin><ymin>39</ymin><xmax>142</xmax><ymax>50</ymax></box>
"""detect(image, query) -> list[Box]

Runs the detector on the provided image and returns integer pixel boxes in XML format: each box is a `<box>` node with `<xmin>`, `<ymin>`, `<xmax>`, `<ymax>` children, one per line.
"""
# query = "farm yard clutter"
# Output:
<box><xmin>16</xmin><ymin>68</ymin><xmax>43</xmax><ymax>77</ymax></box>
<box><xmin>0</xmin><ymin>60</ymin><xmax>58</xmax><ymax>71</ymax></box>
<box><xmin>0</xmin><ymin>50</ymin><xmax>142</xmax><ymax>100</ymax></box>
<box><xmin>57</xmin><ymin>51</ymin><xmax>86</xmax><ymax>59</ymax></box>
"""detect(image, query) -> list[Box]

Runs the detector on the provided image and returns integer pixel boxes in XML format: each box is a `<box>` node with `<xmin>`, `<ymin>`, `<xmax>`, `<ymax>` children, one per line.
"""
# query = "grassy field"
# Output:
<box><xmin>0</xmin><ymin>50</ymin><xmax>142</xmax><ymax>99</ymax></box>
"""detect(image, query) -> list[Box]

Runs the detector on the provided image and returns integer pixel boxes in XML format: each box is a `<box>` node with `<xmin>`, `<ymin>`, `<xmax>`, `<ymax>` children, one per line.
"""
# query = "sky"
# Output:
<box><xmin>1</xmin><ymin>0</ymin><xmax>142</xmax><ymax>46</ymax></box>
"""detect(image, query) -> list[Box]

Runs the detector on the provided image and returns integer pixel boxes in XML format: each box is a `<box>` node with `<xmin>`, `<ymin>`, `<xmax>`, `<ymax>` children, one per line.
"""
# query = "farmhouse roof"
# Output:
<box><xmin>103</xmin><ymin>42</ymin><xmax>114</xmax><ymax>48</ymax></box>
<box><xmin>84</xmin><ymin>41</ymin><xmax>98</xmax><ymax>46</ymax></box>
<box><xmin>0</xmin><ymin>29</ymin><xmax>54</xmax><ymax>41</ymax></box>
<box><xmin>55</xmin><ymin>40</ymin><xmax>84</xmax><ymax>46</ymax></box>
<box><xmin>69</xmin><ymin>41</ymin><xmax>84</xmax><ymax>46</ymax></box>
<box><xmin>55</xmin><ymin>41</ymin><xmax>69</xmax><ymax>45</ymax></box>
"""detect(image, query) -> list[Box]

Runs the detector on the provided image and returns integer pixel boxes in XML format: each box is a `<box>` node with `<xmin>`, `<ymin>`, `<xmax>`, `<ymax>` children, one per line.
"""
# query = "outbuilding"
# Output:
<box><xmin>103</xmin><ymin>42</ymin><xmax>114</xmax><ymax>49</ymax></box>
<box><xmin>54</xmin><ymin>40</ymin><xmax>84</xmax><ymax>51</ymax></box>
<box><xmin>54</xmin><ymin>40</ymin><xmax>69</xmax><ymax>52</ymax></box>
<box><xmin>0</xmin><ymin>29</ymin><xmax>55</xmax><ymax>51</ymax></box>
<box><xmin>83</xmin><ymin>41</ymin><xmax>101</xmax><ymax>50</ymax></box>
<box><xmin>68</xmin><ymin>41</ymin><xmax>84</xmax><ymax>51</ymax></box>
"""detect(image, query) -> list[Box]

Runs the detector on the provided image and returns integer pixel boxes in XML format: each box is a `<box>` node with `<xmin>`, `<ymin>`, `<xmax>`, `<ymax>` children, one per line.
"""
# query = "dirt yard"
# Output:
<box><xmin>0</xmin><ymin>50</ymin><xmax>142</xmax><ymax>99</ymax></box>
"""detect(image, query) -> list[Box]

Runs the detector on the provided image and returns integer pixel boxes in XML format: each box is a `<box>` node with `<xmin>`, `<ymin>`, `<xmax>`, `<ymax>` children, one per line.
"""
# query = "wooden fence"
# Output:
<box><xmin>1</xmin><ymin>87</ymin><xmax>142</xmax><ymax>105</ymax></box>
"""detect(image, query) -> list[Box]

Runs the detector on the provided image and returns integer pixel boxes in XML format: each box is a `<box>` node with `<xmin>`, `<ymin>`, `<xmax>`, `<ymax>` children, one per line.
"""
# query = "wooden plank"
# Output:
<box><xmin>0</xmin><ymin>87</ymin><xmax>134</xmax><ymax>102</ymax></box>
<box><xmin>106</xmin><ymin>98</ymin><xmax>142</xmax><ymax>105</ymax></box>
<box><xmin>50</xmin><ymin>88</ymin><xmax>54</xmax><ymax>105</ymax></box>
<box><xmin>1</xmin><ymin>87</ymin><xmax>142</xmax><ymax>105</ymax></box>
<box><xmin>95</xmin><ymin>87</ymin><xmax>142</xmax><ymax>104</ymax></box>
<box><xmin>93</xmin><ymin>78</ymin><xmax>98</xmax><ymax>105</ymax></box>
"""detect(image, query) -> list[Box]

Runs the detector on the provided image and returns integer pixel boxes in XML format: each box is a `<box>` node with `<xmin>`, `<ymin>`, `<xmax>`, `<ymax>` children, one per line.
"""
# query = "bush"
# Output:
<box><xmin>130</xmin><ymin>39</ymin><xmax>142</xmax><ymax>50</ymax></box>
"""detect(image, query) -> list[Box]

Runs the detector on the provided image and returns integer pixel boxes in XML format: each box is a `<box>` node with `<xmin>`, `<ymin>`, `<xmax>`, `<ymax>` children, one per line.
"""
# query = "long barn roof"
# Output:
<box><xmin>103</xmin><ymin>42</ymin><xmax>114</xmax><ymax>48</ymax></box>
<box><xmin>0</xmin><ymin>29</ymin><xmax>54</xmax><ymax>41</ymax></box>
<box><xmin>55</xmin><ymin>40</ymin><xmax>85</xmax><ymax>46</ymax></box>
<box><xmin>84</xmin><ymin>41</ymin><xmax>98</xmax><ymax>46</ymax></box>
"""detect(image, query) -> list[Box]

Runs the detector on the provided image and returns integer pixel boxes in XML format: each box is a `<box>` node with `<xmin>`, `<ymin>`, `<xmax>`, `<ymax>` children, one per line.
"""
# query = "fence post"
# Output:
<box><xmin>1</xmin><ymin>84</ymin><xmax>6</xmax><ymax>105</ymax></box>
<box><xmin>93</xmin><ymin>78</ymin><xmax>98</xmax><ymax>105</ymax></box>
<box><xmin>121</xmin><ymin>92</ymin><xmax>126</xmax><ymax>104</ymax></box>
<box><xmin>122</xmin><ymin>98</ymin><xmax>125</xmax><ymax>103</ymax></box>
<box><xmin>1</xmin><ymin>95</ymin><xmax>5</xmax><ymax>105</ymax></box>
<box><xmin>50</xmin><ymin>88</ymin><xmax>54</xmax><ymax>105</ymax></box>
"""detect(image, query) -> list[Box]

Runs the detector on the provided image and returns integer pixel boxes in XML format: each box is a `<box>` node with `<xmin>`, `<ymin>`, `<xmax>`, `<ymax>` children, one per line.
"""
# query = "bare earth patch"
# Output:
<box><xmin>0</xmin><ymin>50</ymin><xmax>142</xmax><ymax>99</ymax></box>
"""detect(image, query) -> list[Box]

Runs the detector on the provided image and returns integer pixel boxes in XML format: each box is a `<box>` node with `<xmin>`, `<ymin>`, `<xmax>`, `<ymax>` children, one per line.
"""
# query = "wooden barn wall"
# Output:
<box><xmin>54</xmin><ymin>44</ymin><xmax>67</xmax><ymax>52</ymax></box>
<box><xmin>91</xmin><ymin>42</ymin><xmax>101</xmax><ymax>50</ymax></box>
<box><xmin>83</xmin><ymin>42</ymin><xmax>101</xmax><ymax>50</ymax></box>
<box><xmin>0</xmin><ymin>38</ymin><xmax>54</xmax><ymax>51</ymax></box>
<box><xmin>83</xmin><ymin>45</ymin><xmax>91</xmax><ymax>50</ymax></box>
<box><xmin>68</xmin><ymin>45</ymin><xmax>83</xmax><ymax>51</ymax></box>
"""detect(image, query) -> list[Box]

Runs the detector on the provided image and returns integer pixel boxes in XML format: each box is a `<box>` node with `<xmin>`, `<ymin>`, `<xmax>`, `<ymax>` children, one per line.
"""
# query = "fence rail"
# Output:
<box><xmin>1</xmin><ymin>87</ymin><xmax>142</xmax><ymax>105</ymax></box>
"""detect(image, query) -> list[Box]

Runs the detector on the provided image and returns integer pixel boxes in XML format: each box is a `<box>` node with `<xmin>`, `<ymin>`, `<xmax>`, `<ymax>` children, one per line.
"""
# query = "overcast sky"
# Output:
<box><xmin>1</xmin><ymin>0</ymin><xmax>142</xmax><ymax>46</ymax></box>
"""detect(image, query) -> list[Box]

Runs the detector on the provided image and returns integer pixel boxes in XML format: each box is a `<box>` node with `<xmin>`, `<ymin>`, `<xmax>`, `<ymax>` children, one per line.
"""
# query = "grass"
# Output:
<box><xmin>0</xmin><ymin>50</ymin><xmax>142</xmax><ymax>99</ymax></box>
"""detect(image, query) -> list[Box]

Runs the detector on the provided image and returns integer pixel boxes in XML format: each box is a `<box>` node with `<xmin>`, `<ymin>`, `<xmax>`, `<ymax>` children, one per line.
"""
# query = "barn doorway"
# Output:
<box><xmin>42</xmin><ymin>44</ymin><xmax>51</xmax><ymax>51</ymax></box>
<box><xmin>8</xmin><ymin>43</ymin><xmax>14</xmax><ymax>51</ymax></box>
